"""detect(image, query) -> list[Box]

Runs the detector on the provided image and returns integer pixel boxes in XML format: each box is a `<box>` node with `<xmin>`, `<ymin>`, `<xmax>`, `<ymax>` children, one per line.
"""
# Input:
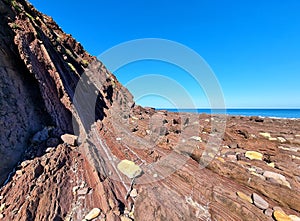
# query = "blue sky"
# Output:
<box><xmin>30</xmin><ymin>0</ymin><xmax>300</xmax><ymax>108</ymax></box>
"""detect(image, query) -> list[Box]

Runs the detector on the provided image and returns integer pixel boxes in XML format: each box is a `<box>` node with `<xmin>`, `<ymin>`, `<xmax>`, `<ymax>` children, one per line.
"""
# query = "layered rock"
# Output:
<box><xmin>0</xmin><ymin>0</ymin><xmax>300</xmax><ymax>221</ymax></box>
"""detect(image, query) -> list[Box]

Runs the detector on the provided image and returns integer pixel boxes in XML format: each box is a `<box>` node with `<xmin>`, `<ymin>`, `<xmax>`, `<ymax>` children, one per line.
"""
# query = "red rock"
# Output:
<box><xmin>0</xmin><ymin>1</ymin><xmax>299</xmax><ymax>220</ymax></box>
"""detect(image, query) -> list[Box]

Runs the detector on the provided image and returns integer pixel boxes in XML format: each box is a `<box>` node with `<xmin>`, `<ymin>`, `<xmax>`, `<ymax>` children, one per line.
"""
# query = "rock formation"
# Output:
<box><xmin>0</xmin><ymin>0</ymin><xmax>300</xmax><ymax>220</ymax></box>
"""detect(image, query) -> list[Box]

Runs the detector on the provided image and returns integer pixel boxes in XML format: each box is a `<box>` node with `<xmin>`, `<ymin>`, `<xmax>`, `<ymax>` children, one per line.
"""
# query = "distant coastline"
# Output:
<box><xmin>156</xmin><ymin>108</ymin><xmax>300</xmax><ymax>119</ymax></box>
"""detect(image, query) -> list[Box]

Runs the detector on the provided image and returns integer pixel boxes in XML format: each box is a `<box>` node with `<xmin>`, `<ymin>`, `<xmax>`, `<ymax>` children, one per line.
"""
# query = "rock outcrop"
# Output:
<box><xmin>0</xmin><ymin>0</ymin><xmax>300</xmax><ymax>221</ymax></box>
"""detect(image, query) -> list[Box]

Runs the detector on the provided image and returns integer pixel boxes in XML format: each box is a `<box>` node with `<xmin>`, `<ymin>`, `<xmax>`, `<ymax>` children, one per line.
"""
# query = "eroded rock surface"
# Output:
<box><xmin>0</xmin><ymin>0</ymin><xmax>299</xmax><ymax>221</ymax></box>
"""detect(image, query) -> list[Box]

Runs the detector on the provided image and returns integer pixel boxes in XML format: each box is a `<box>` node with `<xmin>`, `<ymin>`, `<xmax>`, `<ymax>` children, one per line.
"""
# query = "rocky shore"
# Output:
<box><xmin>0</xmin><ymin>0</ymin><xmax>300</xmax><ymax>220</ymax></box>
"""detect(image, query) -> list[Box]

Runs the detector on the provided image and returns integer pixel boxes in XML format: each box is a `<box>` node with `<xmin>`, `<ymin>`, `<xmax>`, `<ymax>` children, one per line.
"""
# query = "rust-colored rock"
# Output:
<box><xmin>0</xmin><ymin>0</ymin><xmax>299</xmax><ymax>221</ymax></box>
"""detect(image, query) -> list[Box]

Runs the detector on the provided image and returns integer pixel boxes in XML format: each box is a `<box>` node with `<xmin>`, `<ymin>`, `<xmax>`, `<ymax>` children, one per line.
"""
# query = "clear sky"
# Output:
<box><xmin>29</xmin><ymin>0</ymin><xmax>300</xmax><ymax>108</ymax></box>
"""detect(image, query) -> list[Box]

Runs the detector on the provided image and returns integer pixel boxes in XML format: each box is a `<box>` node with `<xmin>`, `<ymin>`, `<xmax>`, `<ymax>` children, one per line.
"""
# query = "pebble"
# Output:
<box><xmin>227</xmin><ymin>155</ymin><xmax>237</xmax><ymax>161</ymax></box>
<box><xmin>190</xmin><ymin>136</ymin><xmax>202</xmax><ymax>142</ymax></box>
<box><xmin>236</xmin><ymin>191</ymin><xmax>253</xmax><ymax>204</ymax></box>
<box><xmin>120</xmin><ymin>216</ymin><xmax>132</xmax><ymax>221</ymax></box>
<box><xmin>21</xmin><ymin>160</ymin><xmax>31</xmax><ymax>168</ymax></box>
<box><xmin>0</xmin><ymin>196</ymin><xmax>2</xmax><ymax>200</ymax></box>
<box><xmin>264</xmin><ymin>208</ymin><xmax>274</xmax><ymax>217</ymax></box>
<box><xmin>252</xmin><ymin>193</ymin><xmax>269</xmax><ymax>210</ymax></box>
<box><xmin>117</xmin><ymin>160</ymin><xmax>143</xmax><ymax>179</ymax></box>
<box><xmin>72</xmin><ymin>186</ymin><xmax>80</xmax><ymax>195</ymax></box>
<box><xmin>16</xmin><ymin>170</ymin><xmax>23</xmax><ymax>175</ymax></box>
<box><xmin>273</xmin><ymin>210</ymin><xmax>292</xmax><ymax>221</ymax></box>
<box><xmin>245</xmin><ymin>151</ymin><xmax>263</xmax><ymax>161</ymax></box>
<box><xmin>263</xmin><ymin>171</ymin><xmax>291</xmax><ymax>188</ymax></box>
<box><xmin>289</xmin><ymin>215</ymin><xmax>300</xmax><ymax>221</ymax></box>
<box><xmin>260</xmin><ymin>132</ymin><xmax>271</xmax><ymax>139</ymax></box>
<box><xmin>130</xmin><ymin>189</ymin><xmax>138</xmax><ymax>198</ymax></box>
<box><xmin>61</xmin><ymin>134</ymin><xmax>78</xmax><ymax>146</ymax></box>
<box><xmin>269</xmin><ymin>137</ymin><xmax>278</xmax><ymax>141</ymax></box>
<box><xmin>45</xmin><ymin>147</ymin><xmax>54</xmax><ymax>153</ymax></box>
<box><xmin>84</xmin><ymin>208</ymin><xmax>101</xmax><ymax>220</ymax></box>
<box><xmin>0</xmin><ymin>204</ymin><xmax>5</xmax><ymax>213</ymax></box>
<box><xmin>228</xmin><ymin>143</ymin><xmax>239</xmax><ymax>149</ymax></box>
<box><xmin>77</xmin><ymin>188</ymin><xmax>89</xmax><ymax>195</ymax></box>
<box><xmin>216</xmin><ymin>157</ymin><xmax>225</xmax><ymax>163</ymax></box>
<box><xmin>277</xmin><ymin>137</ymin><xmax>287</xmax><ymax>143</ymax></box>
<box><xmin>267</xmin><ymin>162</ymin><xmax>275</xmax><ymax>168</ymax></box>
<box><xmin>0</xmin><ymin>214</ymin><xmax>4</xmax><ymax>219</ymax></box>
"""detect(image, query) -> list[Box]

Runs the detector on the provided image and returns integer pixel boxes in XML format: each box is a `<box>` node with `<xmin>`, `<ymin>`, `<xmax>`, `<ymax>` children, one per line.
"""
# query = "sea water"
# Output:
<box><xmin>157</xmin><ymin>109</ymin><xmax>300</xmax><ymax>119</ymax></box>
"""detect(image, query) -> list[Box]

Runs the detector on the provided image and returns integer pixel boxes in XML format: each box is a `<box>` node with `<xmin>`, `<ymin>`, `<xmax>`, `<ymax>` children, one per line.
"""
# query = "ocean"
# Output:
<box><xmin>157</xmin><ymin>109</ymin><xmax>300</xmax><ymax>119</ymax></box>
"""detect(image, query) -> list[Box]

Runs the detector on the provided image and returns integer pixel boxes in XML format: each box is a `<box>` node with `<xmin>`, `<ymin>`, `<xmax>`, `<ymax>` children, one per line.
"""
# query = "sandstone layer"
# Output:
<box><xmin>0</xmin><ymin>0</ymin><xmax>299</xmax><ymax>220</ymax></box>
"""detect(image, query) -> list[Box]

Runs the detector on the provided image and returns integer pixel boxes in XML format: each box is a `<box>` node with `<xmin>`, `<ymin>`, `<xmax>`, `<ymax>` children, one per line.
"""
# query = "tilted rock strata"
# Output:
<box><xmin>0</xmin><ymin>0</ymin><xmax>300</xmax><ymax>220</ymax></box>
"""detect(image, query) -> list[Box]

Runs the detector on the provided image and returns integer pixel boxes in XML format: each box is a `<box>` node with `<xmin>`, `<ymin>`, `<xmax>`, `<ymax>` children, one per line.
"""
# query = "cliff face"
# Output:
<box><xmin>0</xmin><ymin>0</ymin><xmax>300</xmax><ymax>221</ymax></box>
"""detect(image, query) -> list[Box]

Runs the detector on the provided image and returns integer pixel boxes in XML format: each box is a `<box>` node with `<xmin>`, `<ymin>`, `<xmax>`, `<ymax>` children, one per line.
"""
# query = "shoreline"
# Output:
<box><xmin>156</xmin><ymin>108</ymin><xmax>300</xmax><ymax>120</ymax></box>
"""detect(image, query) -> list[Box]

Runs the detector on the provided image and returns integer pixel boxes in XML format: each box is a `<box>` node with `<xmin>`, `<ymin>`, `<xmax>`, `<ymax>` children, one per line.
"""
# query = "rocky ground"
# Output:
<box><xmin>0</xmin><ymin>0</ymin><xmax>300</xmax><ymax>220</ymax></box>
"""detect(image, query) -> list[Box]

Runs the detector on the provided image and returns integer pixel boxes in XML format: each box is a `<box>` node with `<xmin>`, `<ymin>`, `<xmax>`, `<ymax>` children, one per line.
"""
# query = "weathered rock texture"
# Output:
<box><xmin>0</xmin><ymin>0</ymin><xmax>300</xmax><ymax>221</ymax></box>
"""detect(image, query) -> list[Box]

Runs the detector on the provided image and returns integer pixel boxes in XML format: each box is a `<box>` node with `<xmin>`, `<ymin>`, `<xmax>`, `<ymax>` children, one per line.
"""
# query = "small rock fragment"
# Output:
<box><xmin>190</xmin><ymin>136</ymin><xmax>202</xmax><ymax>142</ymax></box>
<box><xmin>84</xmin><ymin>208</ymin><xmax>101</xmax><ymax>220</ymax></box>
<box><xmin>61</xmin><ymin>134</ymin><xmax>78</xmax><ymax>146</ymax></box>
<box><xmin>120</xmin><ymin>216</ymin><xmax>132</xmax><ymax>221</ymax></box>
<box><xmin>245</xmin><ymin>151</ymin><xmax>263</xmax><ymax>161</ymax></box>
<box><xmin>273</xmin><ymin>210</ymin><xmax>292</xmax><ymax>221</ymax></box>
<box><xmin>289</xmin><ymin>215</ymin><xmax>300</xmax><ymax>221</ymax></box>
<box><xmin>130</xmin><ymin>189</ymin><xmax>138</xmax><ymax>198</ymax></box>
<box><xmin>260</xmin><ymin>132</ymin><xmax>271</xmax><ymax>139</ymax></box>
<box><xmin>108</xmin><ymin>198</ymin><xmax>115</xmax><ymax>209</ymax></box>
<box><xmin>264</xmin><ymin>208</ymin><xmax>274</xmax><ymax>217</ymax></box>
<box><xmin>15</xmin><ymin>170</ymin><xmax>23</xmax><ymax>175</ymax></box>
<box><xmin>227</xmin><ymin>155</ymin><xmax>237</xmax><ymax>161</ymax></box>
<box><xmin>277</xmin><ymin>137</ymin><xmax>287</xmax><ymax>143</ymax></box>
<box><xmin>0</xmin><ymin>214</ymin><xmax>4</xmax><ymax>219</ymax></box>
<box><xmin>269</xmin><ymin>137</ymin><xmax>278</xmax><ymax>141</ymax></box>
<box><xmin>252</xmin><ymin>193</ymin><xmax>269</xmax><ymax>210</ymax></box>
<box><xmin>236</xmin><ymin>191</ymin><xmax>253</xmax><ymax>204</ymax></box>
<box><xmin>117</xmin><ymin>160</ymin><xmax>142</xmax><ymax>179</ymax></box>
<box><xmin>263</xmin><ymin>171</ymin><xmax>291</xmax><ymax>188</ymax></box>
<box><xmin>45</xmin><ymin>147</ymin><xmax>54</xmax><ymax>153</ymax></box>
<box><xmin>216</xmin><ymin>157</ymin><xmax>225</xmax><ymax>163</ymax></box>
<box><xmin>72</xmin><ymin>186</ymin><xmax>80</xmax><ymax>195</ymax></box>
<box><xmin>0</xmin><ymin>196</ymin><xmax>2</xmax><ymax>200</ymax></box>
<box><xmin>0</xmin><ymin>203</ymin><xmax>5</xmax><ymax>213</ymax></box>
<box><xmin>267</xmin><ymin>162</ymin><xmax>275</xmax><ymax>168</ymax></box>
<box><xmin>228</xmin><ymin>143</ymin><xmax>239</xmax><ymax>149</ymax></box>
<box><xmin>21</xmin><ymin>160</ymin><xmax>31</xmax><ymax>168</ymax></box>
<box><xmin>77</xmin><ymin>188</ymin><xmax>89</xmax><ymax>195</ymax></box>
